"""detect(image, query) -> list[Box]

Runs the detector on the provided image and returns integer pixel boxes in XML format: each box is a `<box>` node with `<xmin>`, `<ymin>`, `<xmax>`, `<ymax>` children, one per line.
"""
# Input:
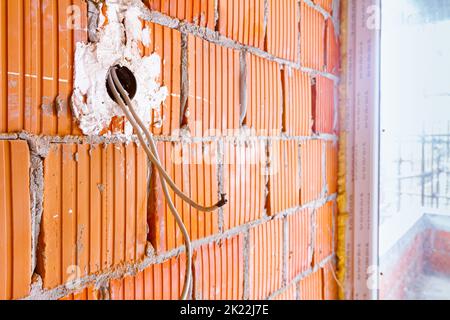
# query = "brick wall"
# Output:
<box><xmin>380</xmin><ymin>215</ymin><xmax>450</xmax><ymax>300</ymax></box>
<box><xmin>0</xmin><ymin>0</ymin><xmax>340</xmax><ymax>300</ymax></box>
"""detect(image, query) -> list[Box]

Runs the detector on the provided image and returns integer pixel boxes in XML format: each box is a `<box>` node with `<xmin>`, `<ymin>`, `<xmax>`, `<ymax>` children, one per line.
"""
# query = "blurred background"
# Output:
<box><xmin>380</xmin><ymin>0</ymin><xmax>450</xmax><ymax>300</ymax></box>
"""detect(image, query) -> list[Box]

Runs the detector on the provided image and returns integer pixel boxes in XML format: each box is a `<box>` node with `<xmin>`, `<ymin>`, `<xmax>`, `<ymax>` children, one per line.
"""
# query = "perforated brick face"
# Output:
<box><xmin>0</xmin><ymin>0</ymin><xmax>339</xmax><ymax>300</ymax></box>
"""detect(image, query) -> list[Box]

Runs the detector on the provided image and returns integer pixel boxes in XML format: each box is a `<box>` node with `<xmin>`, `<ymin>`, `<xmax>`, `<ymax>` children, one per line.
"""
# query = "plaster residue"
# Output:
<box><xmin>72</xmin><ymin>0</ymin><xmax>168</xmax><ymax>137</ymax></box>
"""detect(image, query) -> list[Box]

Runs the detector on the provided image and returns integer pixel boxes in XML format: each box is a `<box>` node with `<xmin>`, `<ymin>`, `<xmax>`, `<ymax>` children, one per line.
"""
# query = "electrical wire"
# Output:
<box><xmin>111</xmin><ymin>70</ymin><xmax>228</xmax><ymax>213</ymax></box>
<box><xmin>107</xmin><ymin>67</ymin><xmax>226</xmax><ymax>300</ymax></box>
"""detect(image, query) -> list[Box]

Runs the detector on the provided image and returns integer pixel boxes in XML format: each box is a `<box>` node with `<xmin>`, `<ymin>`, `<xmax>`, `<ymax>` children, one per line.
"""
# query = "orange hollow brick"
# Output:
<box><xmin>0</xmin><ymin>140</ymin><xmax>31</xmax><ymax>300</ymax></box>
<box><xmin>314</xmin><ymin>201</ymin><xmax>334</xmax><ymax>265</ymax></box>
<box><xmin>148</xmin><ymin>141</ymin><xmax>219</xmax><ymax>252</ymax></box>
<box><xmin>267</xmin><ymin>0</ymin><xmax>299</xmax><ymax>62</ymax></box>
<box><xmin>314</xmin><ymin>76</ymin><xmax>335</xmax><ymax>134</ymax></box>
<box><xmin>186</xmin><ymin>35</ymin><xmax>241</xmax><ymax>137</ymax></box>
<box><xmin>323</xmin><ymin>262</ymin><xmax>339</xmax><ymax>300</ymax></box>
<box><xmin>300</xmin><ymin>140</ymin><xmax>324</xmax><ymax>205</ymax></box>
<box><xmin>144</xmin><ymin>0</ymin><xmax>215</xmax><ymax>29</ymax></box>
<box><xmin>223</xmin><ymin>141</ymin><xmax>266</xmax><ymax>230</ymax></box>
<box><xmin>218</xmin><ymin>0</ymin><xmax>265</xmax><ymax>49</ymax></box>
<box><xmin>282</xmin><ymin>68</ymin><xmax>313</xmax><ymax>137</ymax></box>
<box><xmin>0</xmin><ymin>0</ymin><xmax>87</xmax><ymax>135</ymax></box>
<box><xmin>287</xmin><ymin>208</ymin><xmax>312</xmax><ymax>282</ymax></box>
<box><xmin>248</xmin><ymin>218</ymin><xmax>284</xmax><ymax>300</ymax></box>
<box><xmin>245</xmin><ymin>54</ymin><xmax>283</xmax><ymax>136</ymax></box>
<box><xmin>38</xmin><ymin>143</ymin><xmax>148</xmax><ymax>289</ymax></box>
<box><xmin>325</xmin><ymin>141</ymin><xmax>338</xmax><ymax>195</ymax></box>
<box><xmin>142</xmin><ymin>22</ymin><xmax>182</xmax><ymax>136</ymax></box>
<box><xmin>267</xmin><ymin>140</ymin><xmax>300</xmax><ymax>215</ymax></box>
<box><xmin>326</xmin><ymin>18</ymin><xmax>340</xmax><ymax>75</ymax></box>
<box><xmin>299</xmin><ymin>268</ymin><xmax>323</xmax><ymax>300</ymax></box>
<box><xmin>109</xmin><ymin>255</ymin><xmax>186</xmax><ymax>300</ymax></box>
<box><xmin>193</xmin><ymin>234</ymin><xmax>244</xmax><ymax>300</ymax></box>
<box><xmin>300</xmin><ymin>1</ymin><xmax>326</xmax><ymax>71</ymax></box>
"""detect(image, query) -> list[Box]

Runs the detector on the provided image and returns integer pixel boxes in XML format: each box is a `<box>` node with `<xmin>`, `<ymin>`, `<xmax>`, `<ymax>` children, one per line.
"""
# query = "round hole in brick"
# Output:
<box><xmin>106</xmin><ymin>65</ymin><xmax>137</xmax><ymax>103</ymax></box>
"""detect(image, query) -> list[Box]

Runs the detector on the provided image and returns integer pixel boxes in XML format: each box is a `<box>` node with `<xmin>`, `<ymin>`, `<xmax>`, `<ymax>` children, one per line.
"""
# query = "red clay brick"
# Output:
<box><xmin>193</xmin><ymin>235</ymin><xmax>244</xmax><ymax>300</ymax></box>
<box><xmin>109</xmin><ymin>255</ymin><xmax>186</xmax><ymax>300</ymax></box>
<box><xmin>267</xmin><ymin>140</ymin><xmax>300</xmax><ymax>215</ymax></box>
<box><xmin>429</xmin><ymin>251</ymin><xmax>450</xmax><ymax>276</ymax></box>
<box><xmin>245</xmin><ymin>54</ymin><xmax>283</xmax><ymax>136</ymax></box>
<box><xmin>326</xmin><ymin>141</ymin><xmax>338</xmax><ymax>195</ymax></box>
<box><xmin>0</xmin><ymin>0</ymin><xmax>87</xmax><ymax>135</ymax></box>
<box><xmin>433</xmin><ymin>231</ymin><xmax>450</xmax><ymax>253</ymax></box>
<box><xmin>148</xmin><ymin>141</ymin><xmax>219</xmax><ymax>252</ymax></box>
<box><xmin>380</xmin><ymin>231</ymin><xmax>428</xmax><ymax>299</ymax></box>
<box><xmin>145</xmin><ymin>0</ymin><xmax>215</xmax><ymax>29</ymax></box>
<box><xmin>300</xmin><ymin>140</ymin><xmax>324</xmax><ymax>204</ymax></box>
<box><xmin>287</xmin><ymin>209</ymin><xmax>312</xmax><ymax>281</ymax></box>
<box><xmin>267</xmin><ymin>0</ymin><xmax>299</xmax><ymax>62</ymax></box>
<box><xmin>38</xmin><ymin>143</ymin><xmax>148</xmax><ymax>289</ymax></box>
<box><xmin>299</xmin><ymin>269</ymin><xmax>323</xmax><ymax>300</ymax></box>
<box><xmin>249</xmin><ymin>218</ymin><xmax>284</xmax><ymax>300</ymax></box>
<box><xmin>217</xmin><ymin>0</ymin><xmax>265</xmax><ymax>49</ymax></box>
<box><xmin>142</xmin><ymin>23</ymin><xmax>182</xmax><ymax>136</ymax></box>
<box><xmin>283</xmin><ymin>68</ymin><xmax>313</xmax><ymax>137</ymax></box>
<box><xmin>314</xmin><ymin>202</ymin><xmax>334</xmax><ymax>264</ymax></box>
<box><xmin>223</xmin><ymin>141</ymin><xmax>266</xmax><ymax>230</ymax></box>
<box><xmin>0</xmin><ymin>140</ymin><xmax>31</xmax><ymax>300</ymax></box>
<box><xmin>314</xmin><ymin>76</ymin><xmax>335</xmax><ymax>134</ymax></box>
<box><xmin>300</xmin><ymin>1</ymin><xmax>326</xmax><ymax>71</ymax></box>
<box><xmin>186</xmin><ymin>35</ymin><xmax>241</xmax><ymax>137</ymax></box>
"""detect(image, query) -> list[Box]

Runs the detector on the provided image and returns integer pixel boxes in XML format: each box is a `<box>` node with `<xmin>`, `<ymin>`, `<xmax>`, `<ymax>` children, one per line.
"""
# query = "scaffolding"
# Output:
<box><xmin>395</xmin><ymin>127</ymin><xmax>450</xmax><ymax>211</ymax></box>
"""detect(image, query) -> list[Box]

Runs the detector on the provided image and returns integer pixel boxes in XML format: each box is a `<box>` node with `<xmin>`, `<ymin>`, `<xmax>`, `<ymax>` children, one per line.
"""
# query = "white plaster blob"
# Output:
<box><xmin>72</xmin><ymin>0</ymin><xmax>168</xmax><ymax>137</ymax></box>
